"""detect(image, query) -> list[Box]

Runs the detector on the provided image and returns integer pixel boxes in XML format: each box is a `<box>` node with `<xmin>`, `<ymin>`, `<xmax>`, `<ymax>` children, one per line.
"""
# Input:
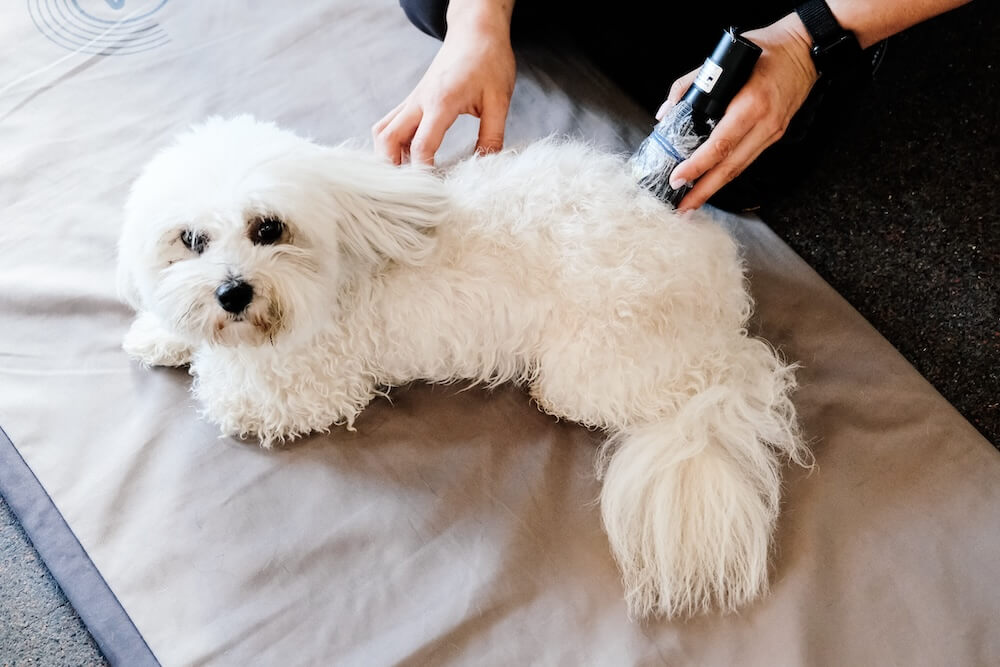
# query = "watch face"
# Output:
<box><xmin>813</xmin><ymin>33</ymin><xmax>864</xmax><ymax>75</ymax></box>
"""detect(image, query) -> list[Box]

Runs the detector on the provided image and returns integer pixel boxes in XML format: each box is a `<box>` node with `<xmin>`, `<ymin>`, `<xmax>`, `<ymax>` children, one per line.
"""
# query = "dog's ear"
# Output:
<box><xmin>324</xmin><ymin>151</ymin><xmax>447</xmax><ymax>267</ymax></box>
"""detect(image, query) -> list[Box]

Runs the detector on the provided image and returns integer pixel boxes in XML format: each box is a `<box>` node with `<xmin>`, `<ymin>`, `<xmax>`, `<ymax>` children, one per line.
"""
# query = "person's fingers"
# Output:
<box><xmin>474</xmin><ymin>95</ymin><xmax>508</xmax><ymax>155</ymax></box>
<box><xmin>372</xmin><ymin>101</ymin><xmax>405</xmax><ymax>139</ymax></box>
<box><xmin>676</xmin><ymin>120</ymin><xmax>785</xmax><ymax>211</ymax></box>
<box><xmin>666</xmin><ymin>92</ymin><xmax>765</xmax><ymax>190</ymax></box>
<box><xmin>657</xmin><ymin>69</ymin><xmax>698</xmax><ymax>120</ymax></box>
<box><xmin>652</xmin><ymin>13</ymin><xmax>818</xmax><ymax>210</ymax></box>
<box><xmin>410</xmin><ymin>107</ymin><xmax>456</xmax><ymax>165</ymax></box>
<box><xmin>374</xmin><ymin>105</ymin><xmax>423</xmax><ymax>165</ymax></box>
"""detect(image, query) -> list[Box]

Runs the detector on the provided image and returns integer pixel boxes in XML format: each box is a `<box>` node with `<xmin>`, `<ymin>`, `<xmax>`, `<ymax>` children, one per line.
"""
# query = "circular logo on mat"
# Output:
<box><xmin>28</xmin><ymin>0</ymin><xmax>170</xmax><ymax>55</ymax></box>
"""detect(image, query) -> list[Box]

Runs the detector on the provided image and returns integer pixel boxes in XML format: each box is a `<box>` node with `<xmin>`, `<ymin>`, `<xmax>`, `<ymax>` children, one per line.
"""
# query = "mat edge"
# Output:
<box><xmin>0</xmin><ymin>424</ymin><xmax>159</xmax><ymax>667</ymax></box>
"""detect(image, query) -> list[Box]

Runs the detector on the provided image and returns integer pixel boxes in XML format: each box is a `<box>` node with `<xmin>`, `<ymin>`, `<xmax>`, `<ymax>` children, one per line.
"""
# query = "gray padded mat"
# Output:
<box><xmin>1</xmin><ymin>2</ymin><xmax>998</xmax><ymax>664</ymax></box>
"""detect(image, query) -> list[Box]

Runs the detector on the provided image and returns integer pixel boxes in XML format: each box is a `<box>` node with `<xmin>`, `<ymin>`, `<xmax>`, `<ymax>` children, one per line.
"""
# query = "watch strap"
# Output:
<box><xmin>795</xmin><ymin>0</ymin><xmax>843</xmax><ymax>47</ymax></box>
<box><xmin>795</xmin><ymin>0</ymin><xmax>863</xmax><ymax>75</ymax></box>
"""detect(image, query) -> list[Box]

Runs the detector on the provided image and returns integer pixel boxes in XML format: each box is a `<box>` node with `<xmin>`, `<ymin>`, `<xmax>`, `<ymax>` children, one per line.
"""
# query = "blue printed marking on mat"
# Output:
<box><xmin>27</xmin><ymin>0</ymin><xmax>170</xmax><ymax>55</ymax></box>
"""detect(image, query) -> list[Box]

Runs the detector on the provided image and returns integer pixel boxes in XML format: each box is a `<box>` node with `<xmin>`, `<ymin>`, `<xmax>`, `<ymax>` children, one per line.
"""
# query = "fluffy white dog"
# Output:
<box><xmin>117</xmin><ymin>116</ymin><xmax>809</xmax><ymax>619</ymax></box>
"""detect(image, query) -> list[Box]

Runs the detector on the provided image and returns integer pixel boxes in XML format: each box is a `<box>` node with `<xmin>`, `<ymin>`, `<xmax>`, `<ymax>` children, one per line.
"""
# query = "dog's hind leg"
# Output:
<box><xmin>532</xmin><ymin>327</ymin><xmax>808</xmax><ymax>618</ymax></box>
<box><xmin>595</xmin><ymin>337</ymin><xmax>809</xmax><ymax>619</ymax></box>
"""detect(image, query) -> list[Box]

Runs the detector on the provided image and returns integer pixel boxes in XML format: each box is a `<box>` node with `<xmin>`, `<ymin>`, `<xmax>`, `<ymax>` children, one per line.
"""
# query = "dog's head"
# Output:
<box><xmin>117</xmin><ymin>116</ymin><xmax>445</xmax><ymax>347</ymax></box>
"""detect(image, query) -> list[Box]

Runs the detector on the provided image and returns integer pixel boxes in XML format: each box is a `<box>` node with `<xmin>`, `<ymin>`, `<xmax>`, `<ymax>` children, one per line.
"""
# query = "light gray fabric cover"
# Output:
<box><xmin>1</xmin><ymin>2</ymin><xmax>998</xmax><ymax>665</ymax></box>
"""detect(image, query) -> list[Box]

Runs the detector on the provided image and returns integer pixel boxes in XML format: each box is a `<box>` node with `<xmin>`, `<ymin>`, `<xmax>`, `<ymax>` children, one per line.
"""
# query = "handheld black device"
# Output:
<box><xmin>629</xmin><ymin>30</ymin><xmax>762</xmax><ymax>206</ymax></box>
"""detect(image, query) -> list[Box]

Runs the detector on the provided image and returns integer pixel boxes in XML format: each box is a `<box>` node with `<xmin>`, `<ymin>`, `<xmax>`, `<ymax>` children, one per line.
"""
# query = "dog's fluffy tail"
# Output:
<box><xmin>597</xmin><ymin>341</ymin><xmax>809</xmax><ymax>619</ymax></box>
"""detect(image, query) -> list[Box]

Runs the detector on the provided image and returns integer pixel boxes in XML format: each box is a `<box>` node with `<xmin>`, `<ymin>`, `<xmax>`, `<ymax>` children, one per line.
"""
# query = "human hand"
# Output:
<box><xmin>660</xmin><ymin>14</ymin><xmax>819</xmax><ymax>211</ymax></box>
<box><xmin>372</xmin><ymin>14</ymin><xmax>515</xmax><ymax>166</ymax></box>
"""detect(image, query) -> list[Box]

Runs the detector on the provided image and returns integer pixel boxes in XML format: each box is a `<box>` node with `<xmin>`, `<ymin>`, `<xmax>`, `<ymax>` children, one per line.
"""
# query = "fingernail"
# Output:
<box><xmin>655</xmin><ymin>100</ymin><xmax>674</xmax><ymax>121</ymax></box>
<box><xmin>475</xmin><ymin>144</ymin><xmax>501</xmax><ymax>157</ymax></box>
<box><xmin>669</xmin><ymin>172</ymin><xmax>687</xmax><ymax>190</ymax></box>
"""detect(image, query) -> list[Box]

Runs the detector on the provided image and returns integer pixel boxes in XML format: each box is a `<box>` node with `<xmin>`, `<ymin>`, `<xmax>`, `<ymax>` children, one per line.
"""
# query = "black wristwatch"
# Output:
<box><xmin>794</xmin><ymin>0</ymin><xmax>864</xmax><ymax>76</ymax></box>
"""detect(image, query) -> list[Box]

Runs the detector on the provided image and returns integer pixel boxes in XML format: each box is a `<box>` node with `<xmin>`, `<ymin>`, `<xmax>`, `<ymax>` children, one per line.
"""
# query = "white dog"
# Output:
<box><xmin>117</xmin><ymin>116</ymin><xmax>809</xmax><ymax>619</ymax></box>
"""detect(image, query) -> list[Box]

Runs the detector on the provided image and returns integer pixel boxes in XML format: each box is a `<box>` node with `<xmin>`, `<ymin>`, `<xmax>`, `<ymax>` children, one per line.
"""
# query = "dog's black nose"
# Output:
<box><xmin>215</xmin><ymin>280</ymin><xmax>254</xmax><ymax>314</ymax></box>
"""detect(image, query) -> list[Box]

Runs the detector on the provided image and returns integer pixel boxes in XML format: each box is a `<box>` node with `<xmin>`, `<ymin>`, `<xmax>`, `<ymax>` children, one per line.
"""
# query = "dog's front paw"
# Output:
<box><xmin>123</xmin><ymin>312</ymin><xmax>194</xmax><ymax>367</ymax></box>
<box><xmin>190</xmin><ymin>355</ymin><xmax>374</xmax><ymax>448</ymax></box>
<box><xmin>203</xmin><ymin>396</ymin><xmax>359</xmax><ymax>449</ymax></box>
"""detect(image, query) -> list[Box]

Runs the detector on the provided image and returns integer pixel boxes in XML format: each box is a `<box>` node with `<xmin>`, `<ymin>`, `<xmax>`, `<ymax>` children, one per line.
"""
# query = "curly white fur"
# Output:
<box><xmin>117</xmin><ymin>116</ymin><xmax>810</xmax><ymax>619</ymax></box>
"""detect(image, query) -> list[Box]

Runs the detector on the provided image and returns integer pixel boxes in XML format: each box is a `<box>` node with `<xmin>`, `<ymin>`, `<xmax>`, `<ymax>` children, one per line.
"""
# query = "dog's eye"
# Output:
<box><xmin>180</xmin><ymin>229</ymin><xmax>208</xmax><ymax>254</ymax></box>
<box><xmin>252</xmin><ymin>217</ymin><xmax>285</xmax><ymax>246</ymax></box>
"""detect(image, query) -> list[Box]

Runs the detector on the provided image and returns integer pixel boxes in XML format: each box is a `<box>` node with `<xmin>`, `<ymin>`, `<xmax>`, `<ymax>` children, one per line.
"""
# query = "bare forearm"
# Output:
<box><xmin>446</xmin><ymin>0</ymin><xmax>515</xmax><ymax>35</ymax></box>
<box><xmin>827</xmin><ymin>0</ymin><xmax>973</xmax><ymax>48</ymax></box>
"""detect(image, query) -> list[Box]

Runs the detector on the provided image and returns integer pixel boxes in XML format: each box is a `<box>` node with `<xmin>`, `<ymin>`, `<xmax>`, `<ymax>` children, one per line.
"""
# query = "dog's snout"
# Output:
<box><xmin>215</xmin><ymin>280</ymin><xmax>254</xmax><ymax>314</ymax></box>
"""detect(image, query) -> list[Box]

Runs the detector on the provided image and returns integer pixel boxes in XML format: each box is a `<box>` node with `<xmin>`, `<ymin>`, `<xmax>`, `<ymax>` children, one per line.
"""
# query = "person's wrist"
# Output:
<box><xmin>446</xmin><ymin>1</ymin><xmax>513</xmax><ymax>39</ymax></box>
<box><xmin>824</xmin><ymin>1</ymin><xmax>886</xmax><ymax>49</ymax></box>
<box><xmin>774</xmin><ymin>12</ymin><xmax>820</xmax><ymax>80</ymax></box>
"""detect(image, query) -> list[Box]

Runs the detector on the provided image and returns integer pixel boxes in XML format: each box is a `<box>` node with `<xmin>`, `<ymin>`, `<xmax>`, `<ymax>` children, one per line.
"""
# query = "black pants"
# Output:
<box><xmin>399</xmin><ymin>0</ymin><xmax>875</xmax><ymax>210</ymax></box>
<box><xmin>400</xmin><ymin>0</ymin><xmax>795</xmax><ymax>112</ymax></box>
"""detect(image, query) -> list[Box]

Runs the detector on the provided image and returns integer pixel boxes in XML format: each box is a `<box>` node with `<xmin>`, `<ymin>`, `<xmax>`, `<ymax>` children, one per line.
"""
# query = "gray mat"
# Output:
<box><xmin>1</xmin><ymin>2</ymin><xmax>998</xmax><ymax>664</ymax></box>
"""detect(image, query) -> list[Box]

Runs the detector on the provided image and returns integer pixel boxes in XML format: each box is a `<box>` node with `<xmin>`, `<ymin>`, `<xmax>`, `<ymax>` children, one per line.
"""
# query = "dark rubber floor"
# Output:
<box><xmin>764</xmin><ymin>1</ymin><xmax>998</xmax><ymax>445</ymax></box>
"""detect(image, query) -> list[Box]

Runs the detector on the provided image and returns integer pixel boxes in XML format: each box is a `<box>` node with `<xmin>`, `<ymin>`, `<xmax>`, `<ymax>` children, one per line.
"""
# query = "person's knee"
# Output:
<box><xmin>399</xmin><ymin>0</ymin><xmax>449</xmax><ymax>41</ymax></box>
